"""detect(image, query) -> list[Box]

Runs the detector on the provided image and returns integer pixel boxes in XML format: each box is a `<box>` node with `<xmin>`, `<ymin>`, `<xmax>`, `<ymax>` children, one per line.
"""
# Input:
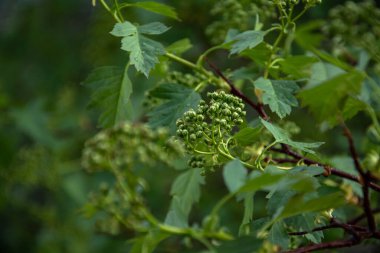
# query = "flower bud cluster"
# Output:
<box><xmin>322</xmin><ymin>0</ymin><xmax>380</xmax><ymax>74</ymax></box>
<box><xmin>188</xmin><ymin>156</ymin><xmax>206</xmax><ymax>168</ymax></box>
<box><xmin>176</xmin><ymin>91</ymin><xmax>246</xmax><ymax>170</ymax></box>
<box><xmin>82</xmin><ymin>123</ymin><xmax>183</xmax><ymax>173</ymax></box>
<box><xmin>206</xmin><ymin>0</ymin><xmax>276</xmax><ymax>45</ymax></box>
<box><xmin>176</xmin><ymin>91</ymin><xmax>245</xmax><ymax>147</ymax></box>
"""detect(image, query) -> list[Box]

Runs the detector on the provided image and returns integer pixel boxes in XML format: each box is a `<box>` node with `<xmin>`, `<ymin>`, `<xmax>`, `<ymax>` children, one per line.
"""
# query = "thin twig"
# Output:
<box><xmin>342</xmin><ymin>123</ymin><xmax>376</xmax><ymax>232</ymax></box>
<box><xmin>270</xmin><ymin>147</ymin><xmax>380</xmax><ymax>192</ymax></box>
<box><xmin>285</xmin><ymin>239</ymin><xmax>359</xmax><ymax>253</ymax></box>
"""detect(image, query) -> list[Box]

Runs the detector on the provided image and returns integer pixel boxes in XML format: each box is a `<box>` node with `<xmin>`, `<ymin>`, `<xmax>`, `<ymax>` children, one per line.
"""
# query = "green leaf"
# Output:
<box><xmin>165</xmin><ymin>168</ymin><xmax>204</xmax><ymax>227</ymax></box>
<box><xmin>238</xmin><ymin>172</ymin><xmax>286</xmax><ymax>193</ymax></box>
<box><xmin>233</xmin><ymin>126</ymin><xmax>262</xmax><ymax>146</ymax></box>
<box><xmin>110</xmin><ymin>21</ymin><xmax>169</xmax><ymax>77</ymax></box>
<box><xmin>239</xmin><ymin>192</ymin><xmax>254</xmax><ymax>236</ymax></box>
<box><xmin>229</xmin><ymin>30</ymin><xmax>265</xmax><ymax>54</ymax></box>
<box><xmin>254</xmin><ymin>78</ymin><xmax>299</xmax><ymax>118</ymax></box>
<box><xmin>148</xmin><ymin>84</ymin><xmax>201</xmax><ymax>132</ymax></box>
<box><xmin>166</xmin><ymin>38</ymin><xmax>192</xmax><ymax>55</ymax></box>
<box><xmin>223</xmin><ymin>160</ymin><xmax>248</xmax><ymax>193</ymax></box>
<box><xmin>240</xmin><ymin>42</ymin><xmax>272</xmax><ymax>66</ymax></box>
<box><xmin>295</xmin><ymin>20</ymin><xmax>324</xmax><ymax>50</ymax></box>
<box><xmin>278</xmin><ymin>56</ymin><xmax>319</xmax><ymax>79</ymax></box>
<box><xmin>342</xmin><ymin>96</ymin><xmax>368</xmax><ymax>120</ymax></box>
<box><xmin>217</xmin><ymin>236</ymin><xmax>263</xmax><ymax>253</ymax></box>
<box><xmin>85</xmin><ymin>65</ymin><xmax>133</xmax><ymax>128</ymax></box>
<box><xmin>277</xmin><ymin>192</ymin><xmax>346</xmax><ymax>220</ymax></box>
<box><xmin>298</xmin><ymin>71</ymin><xmax>365</xmax><ymax>126</ymax></box>
<box><xmin>124</xmin><ymin>1</ymin><xmax>179</xmax><ymax>20</ymax></box>
<box><xmin>306</xmin><ymin>62</ymin><xmax>345</xmax><ymax>89</ymax></box>
<box><xmin>287</xmin><ymin>213</ymin><xmax>324</xmax><ymax>244</ymax></box>
<box><xmin>260</xmin><ymin>119</ymin><xmax>323</xmax><ymax>154</ymax></box>
<box><xmin>128</xmin><ymin>230</ymin><xmax>169</xmax><ymax>253</ymax></box>
<box><xmin>268</xmin><ymin>221</ymin><xmax>289</xmax><ymax>250</ymax></box>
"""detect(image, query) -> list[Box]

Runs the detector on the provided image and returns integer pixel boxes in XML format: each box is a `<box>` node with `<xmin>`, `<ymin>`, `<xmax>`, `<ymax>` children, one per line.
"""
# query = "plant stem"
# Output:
<box><xmin>99</xmin><ymin>0</ymin><xmax>122</xmax><ymax>23</ymax></box>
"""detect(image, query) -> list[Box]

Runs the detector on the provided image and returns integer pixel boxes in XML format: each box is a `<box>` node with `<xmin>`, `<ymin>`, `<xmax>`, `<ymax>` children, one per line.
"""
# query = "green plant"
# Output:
<box><xmin>82</xmin><ymin>0</ymin><xmax>380</xmax><ymax>252</ymax></box>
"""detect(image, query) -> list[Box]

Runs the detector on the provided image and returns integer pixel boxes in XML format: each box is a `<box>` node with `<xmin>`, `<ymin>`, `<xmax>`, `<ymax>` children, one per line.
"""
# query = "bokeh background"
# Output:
<box><xmin>1</xmin><ymin>0</ymin><xmax>379</xmax><ymax>252</ymax></box>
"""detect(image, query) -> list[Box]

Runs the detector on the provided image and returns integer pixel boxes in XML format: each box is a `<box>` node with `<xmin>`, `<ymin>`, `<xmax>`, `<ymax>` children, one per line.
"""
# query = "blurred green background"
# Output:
<box><xmin>0</xmin><ymin>1</ymin><xmax>379</xmax><ymax>252</ymax></box>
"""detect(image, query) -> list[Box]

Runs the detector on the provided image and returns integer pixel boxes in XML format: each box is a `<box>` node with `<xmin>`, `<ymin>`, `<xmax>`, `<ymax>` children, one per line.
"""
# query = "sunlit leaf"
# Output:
<box><xmin>261</xmin><ymin>119</ymin><xmax>323</xmax><ymax>154</ymax></box>
<box><xmin>110</xmin><ymin>21</ymin><xmax>169</xmax><ymax>77</ymax></box>
<box><xmin>229</xmin><ymin>30</ymin><xmax>265</xmax><ymax>54</ymax></box>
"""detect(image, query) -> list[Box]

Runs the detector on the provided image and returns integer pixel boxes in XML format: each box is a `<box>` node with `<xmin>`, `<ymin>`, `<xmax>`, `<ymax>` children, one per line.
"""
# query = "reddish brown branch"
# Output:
<box><xmin>205</xmin><ymin>59</ymin><xmax>269</xmax><ymax>120</ymax></box>
<box><xmin>289</xmin><ymin>219</ymin><xmax>366</xmax><ymax>238</ymax></box>
<box><xmin>285</xmin><ymin>239</ymin><xmax>359</xmax><ymax>253</ymax></box>
<box><xmin>270</xmin><ymin>147</ymin><xmax>380</xmax><ymax>192</ymax></box>
<box><xmin>342</xmin><ymin>124</ymin><xmax>376</xmax><ymax>232</ymax></box>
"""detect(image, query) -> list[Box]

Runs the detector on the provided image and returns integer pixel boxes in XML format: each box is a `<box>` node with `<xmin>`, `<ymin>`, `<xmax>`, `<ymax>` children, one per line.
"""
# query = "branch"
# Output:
<box><xmin>342</xmin><ymin>123</ymin><xmax>376</xmax><ymax>232</ymax></box>
<box><xmin>285</xmin><ymin>239</ymin><xmax>359</xmax><ymax>253</ymax></box>
<box><xmin>270</xmin><ymin>147</ymin><xmax>380</xmax><ymax>192</ymax></box>
<box><xmin>289</xmin><ymin>219</ymin><xmax>366</xmax><ymax>238</ymax></box>
<box><xmin>205</xmin><ymin>59</ymin><xmax>269</xmax><ymax>120</ymax></box>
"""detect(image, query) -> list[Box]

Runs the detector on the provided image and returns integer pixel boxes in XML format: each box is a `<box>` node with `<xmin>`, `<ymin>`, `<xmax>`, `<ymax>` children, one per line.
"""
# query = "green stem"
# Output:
<box><xmin>194</xmin><ymin>149</ymin><xmax>216</xmax><ymax>155</ymax></box>
<box><xmin>255</xmin><ymin>141</ymin><xmax>278</xmax><ymax>171</ymax></box>
<box><xmin>196</xmin><ymin>45</ymin><xmax>225</xmax><ymax>66</ymax></box>
<box><xmin>292</xmin><ymin>7</ymin><xmax>309</xmax><ymax>22</ymax></box>
<box><xmin>113</xmin><ymin>0</ymin><xmax>124</xmax><ymax>22</ymax></box>
<box><xmin>217</xmin><ymin>144</ymin><xmax>255</xmax><ymax>170</ymax></box>
<box><xmin>210</xmin><ymin>192</ymin><xmax>235</xmax><ymax>218</ymax></box>
<box><xmin>99</xmin><ymin>0</ymin><xmax>122</xmax><ymax>23</ymax></box>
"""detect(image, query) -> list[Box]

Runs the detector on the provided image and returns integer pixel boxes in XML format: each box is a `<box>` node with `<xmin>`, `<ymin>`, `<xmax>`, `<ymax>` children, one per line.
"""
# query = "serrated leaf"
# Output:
<box><xmin>254</xmin><ymin>78</ymin><xmax>299</xmax><ymax>118</ymax></box>
<box><xmin>298</xmin><ymin>71</ymin><xmax>365</xmax><ymax>126</ymax></box>
<box><xmin>148</xmin><ymin>83</ymin><xmax>201</xmax><ymax>132</ymax></box>
<box><xmin>165</xmin><ymin>168</ymin><xmax>204</xmax><ymax>227</ymax></box>
<box><xmin>166</xmin><ymin>38</ymin><xmax>192</xmax><ymax>55</ymax></box>
<box><xmin>217</xmin><ymin>236</ymin><xmax>263</xmax><ymax>253</ymax></box>
<box><xmin>138</xmin><ymin>22</ymin><xmax>170</xmax><ymax>34</ymax></box>
<box><xmin>110</xmin><ymin>21</ymin><xmax>169</xmax><ymax>77</ymax></box>
<box><xmin>223</xmin><ymin>160</ymin><xmax>248</xmax><ymax>193</ymax></box>
<box><xmin>233</xmin><ymin>126</ymin><xmax>262</xmax><ymax>146</ymax></box>
<box><xmin>278</xmin><ymin>56</ymin><xmax>319</xmax><ymax>79</ymax></box>
<box><xmin>268</xmin><ymin>221</ymin><xmax>289</xmax><ymax>250</ymax></box>
<box><xmin>229</xmin><ymin>30</ymin><xmax>265</xmax><ymax>54</ymax></box>
<box><xmin>124</xmin><ymin>1</ymin><xmax>179</xmax><ymax>20</ymax></box>
<box><xmin>260</xmin><ymin>119</ymin><xmax>323</xmax><ymax>154</ymax></box>
<box><xmin>287</xmin><ymin>213</ymin><xmax>324</xmax><ymax>244</ymax></box>
<box><xmin>85</xmin><ymin>65</ymin><xmax>133</xmax><ymax>128</ymax></box>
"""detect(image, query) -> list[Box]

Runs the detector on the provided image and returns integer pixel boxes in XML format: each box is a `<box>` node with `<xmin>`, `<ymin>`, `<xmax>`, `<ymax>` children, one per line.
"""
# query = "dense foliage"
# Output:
<box><xmin>2</xmin><ymin>0</ymin><xmax>380</xmax><ymax>252</ymax></box>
